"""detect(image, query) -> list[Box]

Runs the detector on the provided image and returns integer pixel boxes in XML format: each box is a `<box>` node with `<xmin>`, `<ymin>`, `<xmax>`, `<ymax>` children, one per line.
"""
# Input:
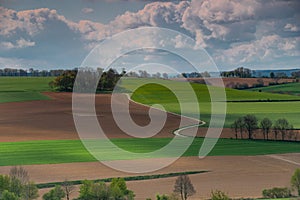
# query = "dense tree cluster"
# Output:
<box><xmin>74</xmin><ymin>178</ymin><xmax>134</xmax><ymax>200</ymax></box>
<box><xmin>231</xmin><ymin>115</ymin><xmax>296</xmax><ymax>141</ymax></box>
<box><xmin>220</xmin><ymin>67</ymin><xmax>252</xmax><ymax>78</ymax></box>
<box><xmin>49</xmin><ymin>68</ymin><xmax>123</xmax><ymax>92</ymax></box>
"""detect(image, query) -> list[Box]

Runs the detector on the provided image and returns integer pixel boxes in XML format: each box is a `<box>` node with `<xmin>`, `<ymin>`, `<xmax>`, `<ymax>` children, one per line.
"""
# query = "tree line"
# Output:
<box><xmin>221</xmin><ymin>67</ymin><xmax>300</xmax><ymax>79</ymax></box>
<box><xmin>0</xmin><ymin>68</ymin><xmax>65</xmax><ymax>77</ymax></box>
<box><xmin>231</xmin><ymin>115</ymin><xmax>296</xmax><ymax>141</ymax></box>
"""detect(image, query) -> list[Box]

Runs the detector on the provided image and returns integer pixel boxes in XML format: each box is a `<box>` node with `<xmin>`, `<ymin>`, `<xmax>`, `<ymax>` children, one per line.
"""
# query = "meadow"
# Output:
<box><xmin>120</xmin><ymin>78</ymin><xmax>300</xmax><ymax>128</ymax></box>
<box><xmin>0</xmin><ymin>77</ymin><xmax>53</xmax><ymax>103</ymax></box>
<box><xmin>247</xmin><ymin>82</ymin><xmax>300</xmax><ymax>96</ymax></box>
<box><xmin>0</xmin><ymin>138</ymin><xmax>299</xmax><ymax>166</ymax></box>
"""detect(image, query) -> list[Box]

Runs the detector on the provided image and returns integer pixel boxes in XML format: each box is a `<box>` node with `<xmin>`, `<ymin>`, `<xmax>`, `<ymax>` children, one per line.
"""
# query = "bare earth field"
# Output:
<box><xmin>3</xmin><ymin>154</ymin><xmax>297</xmax><ymax>199</ymax></box>
<box><xmin>0</xmin><ymin>92</ymin><xmax>299</xmax><ymax>199</ymax></box>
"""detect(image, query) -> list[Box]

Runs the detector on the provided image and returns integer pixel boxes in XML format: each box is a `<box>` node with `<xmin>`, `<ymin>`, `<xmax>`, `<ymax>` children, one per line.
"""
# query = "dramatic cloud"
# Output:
<box><xmin>0</xmin><ymin>0</ymin><xmax>299</xmax><ymax>69</ymax></box>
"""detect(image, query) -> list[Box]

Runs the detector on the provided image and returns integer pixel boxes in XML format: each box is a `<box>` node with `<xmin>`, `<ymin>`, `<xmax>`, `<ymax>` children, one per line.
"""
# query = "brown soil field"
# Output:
<box><xmin>173</xmin><ymin>77</ymin><xmax>296</xmax><ymax>88</ymax></box>
<box><xmin>0</xmin><ymin>154</ymin><xmax>298</xmax><ymax>199</ymax></box>
<box><xmin>0</xmin><ymin>92</ymin><xmax>195</xmax><ymax>142</ymax></box>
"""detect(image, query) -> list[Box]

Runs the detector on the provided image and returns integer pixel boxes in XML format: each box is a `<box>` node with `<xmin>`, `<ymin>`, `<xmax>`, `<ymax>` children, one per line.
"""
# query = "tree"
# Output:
<box><xmin>260</xmin><ymin>118</ymin><xmax>272</xmax><ymax>140</ymax></box>
<box><xmin>62</xmin><ymin>180</ymin><xmax>75</xmax><ymax>200</ymax></box>
<box><xmin>291</xmin><ymin>168</ymin><xmax>300</xmax><ymax>196</ymax></box>
<box><xmin>1</xmin><ymin>190</ymin><xmax>18</xmax><ymax>200</ymax></box>
<box><xmin>274</xmin><ymin>118</ymin><xmax>292</xmax><ymax>141</ymax></box>
<box><xmin>21</xmin><ymin>181</ymin><xmax>39</xmax><ymax>200</ymax></box>
<box><xmin>231</xmin><ymin>117</ymin><xmax>244</xmax><ymax>139</ymax></box>
<box><xmin>49</xmin><ymin>70</ymin><xmax>77</xmax><ymax>92</ymax></box>
<box><xmin>77</xmin><ymin>179</ymin><xmax>134</xmax><ymax>200</ymax></box>
<box><xmin>0</xmin><ymin>175</ymin><xmax>11</xmax><ymax>194</ymax></box>
<box><xmin>211</xmin><ymin>190</ymin><xmax>230</xmax><ymax>200</ymax></box>
<box><xmin>43</xmin><ymin>185</ymin><xmax>65</xmax><ymax>200</ymax></box>
<box><xmin>9</xmin><ymin>166</ymin><xmax>30</xmax><ymax>198</ymax></box>
<box><xmin>77</xmin><ymin>180</ymin><xmax>93</xmax><ymax>200</ymax></box>
<box><xmin>243</xmin><ymin>115</ymin><xmax>258</xmax><ymax>139</ymax></box>
<box><xmin>173</xmin><ymin>175</ymin><xmax>195</xmax><ymax>200</ymax></box>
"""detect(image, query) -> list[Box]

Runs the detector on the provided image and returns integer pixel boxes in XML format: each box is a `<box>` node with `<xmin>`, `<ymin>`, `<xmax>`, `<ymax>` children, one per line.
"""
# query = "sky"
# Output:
<box><xmin>0</xmin><ymin>0</ymin><xmax>299</xmax><ymax>71</ymax></box>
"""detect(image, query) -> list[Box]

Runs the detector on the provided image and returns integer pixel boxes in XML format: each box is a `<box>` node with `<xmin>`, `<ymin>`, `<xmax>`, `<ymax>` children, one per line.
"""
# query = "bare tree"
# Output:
<box><xmin>260</xmin><ymin>118</ymin><xmax>272</xmax><ymax>140</ymax></box>
<box><xmin>62</xmin><ymin>180</ymin><xmax>75</xmax><ymax>200</ymax></box>
<box><xmin>9</xmin><ymin>166</ymin><xmax>29</xmax><ymax>185</ymax></box>
<box><xmin>243</xmin><ymin>115</ymin><xmax>258</xmax><ymax>139</ymax></box>
<box><xmin>173</xmin><ymin>175</ymin><xmax>196</xmax><ymax>200</ymax></box>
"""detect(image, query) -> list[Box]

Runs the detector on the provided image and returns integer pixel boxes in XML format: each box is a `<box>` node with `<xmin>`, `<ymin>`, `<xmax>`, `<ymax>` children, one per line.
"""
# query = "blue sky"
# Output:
<box><xmin>0</xmin><ymin>0</ymin><xmax>299</xmax><ymax>71</ymax></box>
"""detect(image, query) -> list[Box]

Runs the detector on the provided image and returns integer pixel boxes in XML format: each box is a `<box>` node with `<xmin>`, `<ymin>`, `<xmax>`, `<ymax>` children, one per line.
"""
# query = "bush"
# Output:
<box><xmin>262</xmin><ymin>187</ymin><xmax>292</xmax><ymax>198</ymax></box>
<box><xmin>211</xmin><ymin>190</ymin><xmax>230</xmax><ymax>200</ymax></box>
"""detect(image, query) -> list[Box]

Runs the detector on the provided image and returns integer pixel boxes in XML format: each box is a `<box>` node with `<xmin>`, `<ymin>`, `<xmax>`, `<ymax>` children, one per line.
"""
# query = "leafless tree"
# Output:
<box><xmin>9</xmin><ymin>166</ymin><xmax>29</xmax><ymax>185</ymax></box>
<box><xmin>173</xmin><ymin>175</ymin><xmax>195</xmax><ymax>200</ymax></box>
<box><xmin>62</xmin><ymin>180</ymin><xmax>75</xmax><ymax>200</ymax></box>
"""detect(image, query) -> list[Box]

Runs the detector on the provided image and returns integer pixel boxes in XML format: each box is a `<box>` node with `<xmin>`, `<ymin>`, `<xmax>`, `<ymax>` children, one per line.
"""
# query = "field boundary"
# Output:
<box><xmin>36</xmin><ymin>170</ymin><xmax>208</xmax><ymax>189</ymax></box>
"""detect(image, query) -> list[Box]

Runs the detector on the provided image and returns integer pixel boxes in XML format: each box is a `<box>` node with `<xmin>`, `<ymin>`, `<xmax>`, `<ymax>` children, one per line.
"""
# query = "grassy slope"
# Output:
<box><xmin>120</xmin><ymin>78</ymin><xmax>300</xmax><ymax>128</ymax></box>
<box><xmin>247</xmin><ymin>82</ymin><xmax>300</xmax><ymax>96</ymax></box>
<box><xmin>0</xmin><ymin>138</ymin><xmax>299</xmax><ymax>166</ymax></box>
<box><xmin>0</xmin><ymin>77</ymin><xmax>54</xmax><ymax>103</ymax></box>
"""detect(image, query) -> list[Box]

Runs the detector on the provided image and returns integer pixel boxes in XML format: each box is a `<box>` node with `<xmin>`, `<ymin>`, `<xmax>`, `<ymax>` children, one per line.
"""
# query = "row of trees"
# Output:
<box><xmin>221</xmin><ymin>67</ymin><xmax>300</xmax><ymax>79</ymax></box>
<box><xmin>231</xmin><ymin>115</ymin><xmax>296</xmax><ymax>141</ymax></box>
<box><xmin>181</xmin><ymin>71</ymin><xmax>211</xmax><ymax>78</ymax></box>
<box><xmin>0</xmin><ymin>68</ymin><xmax>65</xmax><ymax>77</ymax></box>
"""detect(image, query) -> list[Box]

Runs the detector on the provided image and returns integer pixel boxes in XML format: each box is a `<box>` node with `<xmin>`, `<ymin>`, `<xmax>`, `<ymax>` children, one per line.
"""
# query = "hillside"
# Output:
<box><xmin>120</xmin><ymin>78</ymin><xmax>300</xmax><ymax>128</ymax></box>
<box><xmin>247</xmin><ymin>82</ymin><xmax>300</xmax><ymax>96</ymax></box>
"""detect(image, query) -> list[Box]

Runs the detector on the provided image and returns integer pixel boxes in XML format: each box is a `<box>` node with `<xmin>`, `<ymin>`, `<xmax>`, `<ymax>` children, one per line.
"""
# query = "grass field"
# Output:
<box><xmin>120</xmin><ymin>78</ymin><xmax>300</xmax><ymax>128</ymax></box>
<box><xmin>247</xmin><ymin>82</ymin><xmax>300</xmax><ymax>96</ymax></box>
<box><xmin>0</xmin><ymin>77</ymin><xmax>54</xmax><ymax>103</ymax></box>
<box><xmin>0</xmin><ymin>138</ymin><xmax>299</xmax><ymax>166</ymax></box>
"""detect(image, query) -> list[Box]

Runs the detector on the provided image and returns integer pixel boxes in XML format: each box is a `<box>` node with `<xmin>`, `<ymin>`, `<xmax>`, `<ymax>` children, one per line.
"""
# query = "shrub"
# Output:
<box><xmin>262</xmin><ymin>187</ymin><xmax>292</xmax><ymax>198</ymax></box>
<box><xmin>211</xmin><ymin>190</ymin><xmax>230</xmax><ymax>200</ymax></box>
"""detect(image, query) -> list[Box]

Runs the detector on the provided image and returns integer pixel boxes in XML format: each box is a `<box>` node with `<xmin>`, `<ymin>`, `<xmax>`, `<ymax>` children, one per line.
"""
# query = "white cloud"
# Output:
<box><xmin>284</xmin><ymin>23</ymin><xmax>299</xmax><ymax>32</ymax></box>
<box><xmin>81</xmin><ymin>8</ymin><xmax>94</xmax><ymax>14</ymax></box>
<box><xmin>1</xmin><ymin>38</ymin><xmax>35</xmax><ymax>49</ymax></box>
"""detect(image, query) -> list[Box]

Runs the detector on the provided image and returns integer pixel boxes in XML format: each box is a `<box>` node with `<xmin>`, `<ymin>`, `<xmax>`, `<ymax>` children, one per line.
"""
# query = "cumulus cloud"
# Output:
<box><xmin>0</xmin><ymin>7</ymin><xmax>76</xmax><ymax>36</ymax></box>
<box><xmin>0</xmin><ymin>0</ymin><xmax>299</xmax><ymax>68</ymax></box>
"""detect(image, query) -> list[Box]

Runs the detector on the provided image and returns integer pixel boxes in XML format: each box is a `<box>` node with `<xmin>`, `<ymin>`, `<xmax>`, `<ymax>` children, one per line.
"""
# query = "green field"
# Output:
<box><xmin>0</xmin><ymin>138</ymin><xmax>299</xmax><ymax>166</ymax></box>
<box><xmin>247</xmin><ymin>82</ymin><xmax>300</xmax><ymax>96</ymax></box>
<box><xmin>0</xmin><ymin>77</ymin><xmax>54</xmax><ymax>103</ymax></box>
<box><xmin>119</xmin><ymin>78</ymin><xmax>300</xmax><ymax>128</ymax></box>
